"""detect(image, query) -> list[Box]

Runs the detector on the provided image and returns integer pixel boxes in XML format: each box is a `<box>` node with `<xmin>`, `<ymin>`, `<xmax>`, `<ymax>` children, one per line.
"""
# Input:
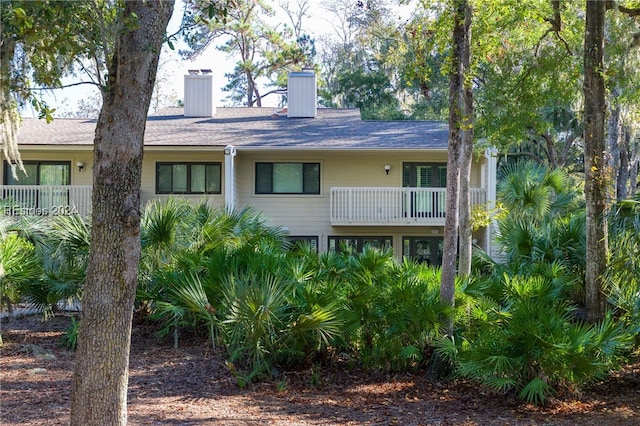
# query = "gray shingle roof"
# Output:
<box><xmin>18</xmin><ymin>107</ymin><xmax>449</xmax><ymax>150</ymax></box>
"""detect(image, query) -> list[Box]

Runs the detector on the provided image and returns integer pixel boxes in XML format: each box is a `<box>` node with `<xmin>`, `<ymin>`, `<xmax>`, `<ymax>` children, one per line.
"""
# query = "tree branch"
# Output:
<box><xmin>31</xmin><ymin>81</ymin><xmax>102</xmax><ymax>91</ymax></box>
<box><xmin>618</xmin><ymin>5</ymin><xmax>640</xmax><ymax>16</ymax></box>
<box><xmin>535</xmin><ymin>0</ymin><xmax>572</xmax><ymax>57</ymax></box>
<box><xmin>259</xmin><ymin>88</ymin><xmax>287</xmax><ymax>100</ymax></box>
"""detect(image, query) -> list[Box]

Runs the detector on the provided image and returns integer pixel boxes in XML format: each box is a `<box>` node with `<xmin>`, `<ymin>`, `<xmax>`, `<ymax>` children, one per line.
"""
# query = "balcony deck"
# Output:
<box><xmin>1</xmin><ymin>185</ymin><xmax>92</xmax><ymax>217</ymax></box>
<box><xmin>330</xmin><ymin>187</ymin><xmax>486</xmax><ymax>226</ymax></box>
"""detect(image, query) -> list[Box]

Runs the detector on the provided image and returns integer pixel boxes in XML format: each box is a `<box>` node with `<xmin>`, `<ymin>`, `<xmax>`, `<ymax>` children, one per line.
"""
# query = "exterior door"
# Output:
<box><xmin>403</xmin><ymin>236</ymin><xmax>444</xmax><ymax>266</ymax></box>
<box><xmin>403</xmin><ymin>163</ymin><xmax>446</xmax><ymax>218</ymax></box>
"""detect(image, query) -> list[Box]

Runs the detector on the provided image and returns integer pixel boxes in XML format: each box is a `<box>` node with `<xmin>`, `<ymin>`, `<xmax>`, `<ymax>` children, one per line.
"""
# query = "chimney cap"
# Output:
<box><xmin>188</xmin><ymin>69</ymin><xmax>200</xmax><ymax>75</ymax></box>
<box><xmin>200</xmin><ymin>69</ymin><xmax>212</xmax><ymax>74</ymax></box>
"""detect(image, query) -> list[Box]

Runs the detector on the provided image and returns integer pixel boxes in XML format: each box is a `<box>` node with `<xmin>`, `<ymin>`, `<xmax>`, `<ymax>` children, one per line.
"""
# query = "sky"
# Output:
<box><xmin>35</xmin><ymin>0</ymin><xmax>414</xmax><ymax>117</ymax></box>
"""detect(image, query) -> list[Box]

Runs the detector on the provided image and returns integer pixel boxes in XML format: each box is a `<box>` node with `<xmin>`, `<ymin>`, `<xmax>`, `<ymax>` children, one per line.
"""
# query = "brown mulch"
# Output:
<box><xmin>1</xmin><ymin>314</ymin><xmax>639</xmax><ymax>425</ymax></box>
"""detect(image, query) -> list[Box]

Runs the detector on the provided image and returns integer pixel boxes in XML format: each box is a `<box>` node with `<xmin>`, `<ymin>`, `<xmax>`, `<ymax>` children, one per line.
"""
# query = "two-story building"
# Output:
<box><xmin>4</xmin><ymin>71</ymin><xmax>497</xmax><ymax>264</ymax></box>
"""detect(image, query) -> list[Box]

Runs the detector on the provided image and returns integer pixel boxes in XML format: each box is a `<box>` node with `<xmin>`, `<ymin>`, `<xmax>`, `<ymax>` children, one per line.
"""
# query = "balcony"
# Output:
<box><xmin>1</xmin><ymin>185</ymin><xmax>92</xmax><ymax>218</ymax></box>
<box><xmin>330</xmin><ymin>187</ymin><xmax>486</xmax><ymax>226</ymax></box>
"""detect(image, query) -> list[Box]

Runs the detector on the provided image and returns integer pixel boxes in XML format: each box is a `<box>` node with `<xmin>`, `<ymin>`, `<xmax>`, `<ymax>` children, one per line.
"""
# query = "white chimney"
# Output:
<box><xmin>287</xmin><ymin>70</ymin><xmax>317</xmax><ymax>118</ymax></box>
<box><xmin>184</xmin><ymin>70</ymin><xmax>215</xmax><ymax>117</ymax></box>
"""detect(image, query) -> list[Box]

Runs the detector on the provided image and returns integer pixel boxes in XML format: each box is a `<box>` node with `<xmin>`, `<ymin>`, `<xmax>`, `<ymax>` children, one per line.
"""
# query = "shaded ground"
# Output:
<box><xmin>1</xmin><ymin>314</ymin><xmax>639</xmax><ymax>425</ymax></box>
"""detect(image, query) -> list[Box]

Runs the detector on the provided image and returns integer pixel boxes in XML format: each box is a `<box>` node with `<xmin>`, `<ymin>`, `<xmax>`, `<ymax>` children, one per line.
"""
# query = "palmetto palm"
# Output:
<box><xmin>605</xmin><ymin>194</ymin><xmax>640</xmax><ymax>335</ymax></box>
<box><xmin>437</xmin><ymin>273</ymin><xmax>632</xmax><ymax>405</ymax></box>
<box><xmin>497</xmin><ymin>160</ymin><xmax>577</xmax><ymax>223</ymax></box>
<box><xmin>0</xmin><ymin>233</ymin><xmax>42</xmax><ymax>316</ymax></box>
<box><xmin>141</xmin><ymin>197</ymin><xmax>193</xmax><ymax>268</ymax></box>
<box><xmin>489</xmin><ymin>161</ymin><xmax>585</xmax><ymax>277</ymax></box>
<box><xmin>22</xmin><ymin>213</ymin><xmax>90</xmax><ymax>316</ymax></box>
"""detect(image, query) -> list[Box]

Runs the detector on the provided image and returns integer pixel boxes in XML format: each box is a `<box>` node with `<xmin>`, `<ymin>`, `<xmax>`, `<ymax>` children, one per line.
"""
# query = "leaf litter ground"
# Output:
<box><xmin>1</xmin><ymin>315</ymin><xmax>639</xmax><ymax>425</ymax></box>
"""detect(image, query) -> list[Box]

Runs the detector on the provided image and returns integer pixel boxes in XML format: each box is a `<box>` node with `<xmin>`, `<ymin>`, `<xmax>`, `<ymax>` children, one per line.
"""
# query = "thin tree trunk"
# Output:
<box><xmin>247</xmin><ymin>74</ymin><xmax>254</xmax><ymax>106</ymax></box>
<box><xmin>607</xmin><ymin>92</ymin><xmax>621</xmax><ymax>199</ymax></box>
<box><xmin>629</xmin><ymin>137</ymin><xmax>639</xmax><ymax>194</ymax></box>
<box><xmin>583</xmin><ymin>0</ymin><xmax>608</xmax><ymax>323</ymax></box>
<box><xmin>440</xmin><ymin>0</ymin><xmax>467</xmax><ymax>335</ymax></box>
<box><xmin>458</xmin><ymin>1</ymin><xmax>473</xmax><ymax>277</ymax></box>
<box><xmin>617</xmin><ymin>125</ymin><xmax>630</xmax><ymax>200</ymax></box>
<box><xmin>70</xmin><ymin>1</ymin><xmax>173</xmax><ymax>425</ymax></box>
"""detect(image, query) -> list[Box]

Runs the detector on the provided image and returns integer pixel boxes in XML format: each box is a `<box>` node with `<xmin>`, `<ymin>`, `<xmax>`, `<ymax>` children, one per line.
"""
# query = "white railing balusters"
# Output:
<box><xmin>0</xmin><ymin>185</ymin><xmax>92</xmax><ymax>217</ymax></box>
<box><xmin>330</xmin><ymin>187</ymin><xmax>487</xmax><ymax>226</ymax></box>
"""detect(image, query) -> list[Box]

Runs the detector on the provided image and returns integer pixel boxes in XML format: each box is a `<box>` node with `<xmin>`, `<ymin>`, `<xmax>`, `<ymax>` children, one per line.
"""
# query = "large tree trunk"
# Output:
<box><xmin>70</xmin><ymin>1</ymin><xmax>174</xmax><ymax>425</ymax></box>
<box><xmin>0</xmin><ymin>38</ymin><xmax>23</xmax><ymax>172</ymax></box>
<box><xmin>583</xmin><ymin>0</ymin><xmax>608</xmax><ymax>323</ymax></box>
<box><xmin>440</xmin><ymin>0</ymin><xmax>468</xmax><ymax>334</ymax></box>
<box><xmin>458</xmin><ymin>1</ymin><xmax>474</xmax><ymax>277</ymax></box>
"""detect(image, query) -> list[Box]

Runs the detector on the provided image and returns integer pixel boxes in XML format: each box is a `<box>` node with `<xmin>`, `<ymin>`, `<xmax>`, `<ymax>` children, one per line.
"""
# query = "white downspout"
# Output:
<box><xmin>224</xmin><ymin>145</ymin><xmax>236</xmax><ymax>212</ymax></box>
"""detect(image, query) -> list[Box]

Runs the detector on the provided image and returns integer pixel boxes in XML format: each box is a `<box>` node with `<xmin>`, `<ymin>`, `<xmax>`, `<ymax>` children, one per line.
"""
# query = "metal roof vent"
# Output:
<box><xmin>287</xmin><ymin>70</ymin><xmax>317</xmax><ymax>118</ymax></box>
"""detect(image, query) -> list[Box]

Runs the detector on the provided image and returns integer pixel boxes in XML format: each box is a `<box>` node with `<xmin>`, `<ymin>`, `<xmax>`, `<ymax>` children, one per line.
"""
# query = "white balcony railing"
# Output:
<box><xmin>1</xmin><ymin>185</ymin><xmax>92</xmax><ymax>217</ymax></box>
<box><xmin>330</xmin><ymin>187</ymin><xmax>486</xmax><ymax>226</ymax></box>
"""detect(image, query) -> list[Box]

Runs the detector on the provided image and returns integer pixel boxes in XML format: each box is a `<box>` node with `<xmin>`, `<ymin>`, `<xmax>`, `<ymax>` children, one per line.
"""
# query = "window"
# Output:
<box><xmin>287</xmin><ymin>236</ymin><xmax>319</xmax><ymax>252</ymax></box>
<box><xmin>403</xmin><ymin>236</ymin><xmax>443</xmax><ymax>266</ymax></box>
<box><xmin>3</xmin><ymin>161</ymin><xmax>71</xmax><ymax>213</ymax></box>
<box><xmin>328</xmin><ymin>236</ymin><xmax>392</xmax><ymax>255</ymax></box>
<box><xmin>4</xmin><ymin>161</ymin><xmax>70</xmax><ymax>186</ymax></box>
<box><xmin>156</xmin><ymin>163</ymin><xmax>221</xmax><ymax>194</ymax></box>
<box><xmin>255</xmin><ymin>162</ymin><xmax>320</xmax><ymax>194</ymax></box>
<box><xmin>403</xmin><ymin>163</ymin><xmax>447</xmax><ymax>188</ymax></box>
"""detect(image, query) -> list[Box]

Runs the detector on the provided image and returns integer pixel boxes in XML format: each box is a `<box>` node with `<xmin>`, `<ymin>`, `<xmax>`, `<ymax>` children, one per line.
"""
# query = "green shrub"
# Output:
<box><xmin>437</xmin><ymin>273</ymin><xmax>633</xmax><ymax>405</ymax></box>
<box><xmin>59</xmin><ymin>316</ymin><xmax>80</xmax><ymax>350</ymax></box>
<box><xmin>605</xmin><ymin>196</ymin><xmax>640</xmax><ymax>339</ymax></box>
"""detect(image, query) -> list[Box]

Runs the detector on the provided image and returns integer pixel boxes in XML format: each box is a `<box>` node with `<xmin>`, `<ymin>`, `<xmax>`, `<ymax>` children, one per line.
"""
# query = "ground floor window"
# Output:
<box><xmin>403</xmin><ymin>236</ymin><xmax>443</xmax><ymax>266</ymax></box>
<box><xmin>287</xmin><ymin>236</ymin><xmax>318</xmax><ymax>252</ymax></box>
<box><xmin>328</xmin><ymin>236</ymin><xmax>392</xmax><ymax>255</ymax></box>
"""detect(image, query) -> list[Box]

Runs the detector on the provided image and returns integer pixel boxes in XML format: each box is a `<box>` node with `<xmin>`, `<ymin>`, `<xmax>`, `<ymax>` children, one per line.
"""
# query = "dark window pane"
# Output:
<box><xmin>303</xmin><ymin>163</ymin><xmax>320</xmax><ymax>194</ymax></box>
<box><xmin>7</xmin><ymin>163</ymin><xmax>38</xmax><ymax>185</ymax></box>
<box><xmin>205</xmin><ymin>164</ymin><xmax>220</xmax><ymax>193</ymax></box>
<box><xmin>438</xmin><ymin>166</ymin><xmax>447</xmax><ymax>187</ymax></box>
<box><xmin>157</xmin><ymin>164</ymin><xmax>172</xmax><ymax>193</ymax></box>
<box><xmin>256</xmin><ymin>163</ymin><xmax>273</xmax><ymax>194</ymax></box>
<box><xmin>403</xmin><ymin>164</ymin><xmax>411</xmax><ymax>187</ymax></box>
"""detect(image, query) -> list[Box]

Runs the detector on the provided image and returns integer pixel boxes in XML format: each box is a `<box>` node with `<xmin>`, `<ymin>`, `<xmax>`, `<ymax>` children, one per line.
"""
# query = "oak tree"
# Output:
<box><xmin>69</xmin><ymin>1</ymin><xmax>174</xmax><ymax>424</ymax></box>
<box><xmin>440</xmin><ymin>0</ymin><xmax>472</xmax><ymax>334</ymax></box>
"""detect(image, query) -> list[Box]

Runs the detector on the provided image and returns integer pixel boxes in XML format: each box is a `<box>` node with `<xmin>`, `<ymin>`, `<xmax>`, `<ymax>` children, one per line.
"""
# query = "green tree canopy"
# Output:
<box><xmin>182</xmin><ymin>0</ymin><xmax>314</xmax><ymax>106</ymax></box>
